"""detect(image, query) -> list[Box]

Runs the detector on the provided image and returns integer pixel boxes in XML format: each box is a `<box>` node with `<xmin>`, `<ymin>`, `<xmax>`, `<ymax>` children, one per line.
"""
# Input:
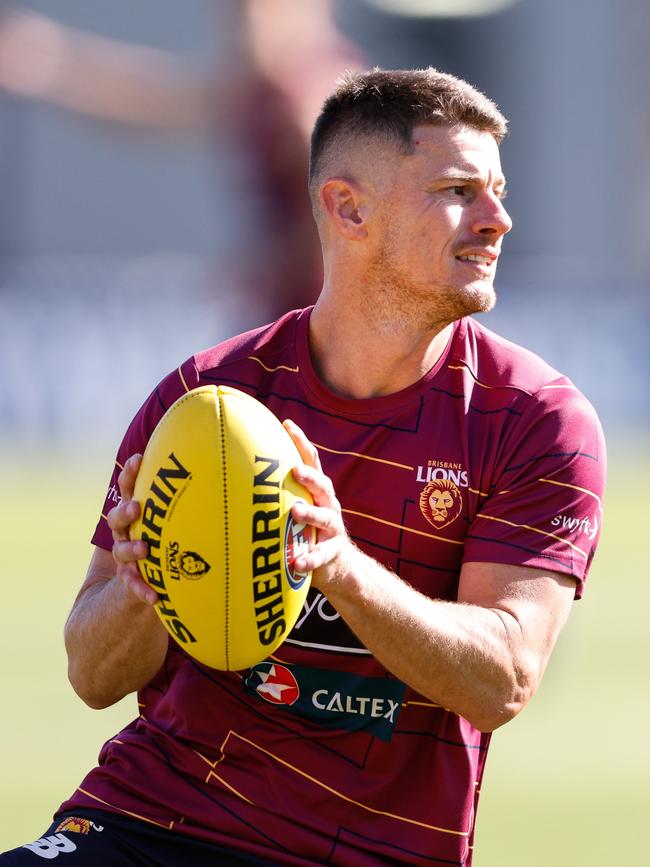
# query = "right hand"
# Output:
<box><xmin>107</xmin><ymin>453</ymin><xmax>159</xmax><ymax>606</ymax></box>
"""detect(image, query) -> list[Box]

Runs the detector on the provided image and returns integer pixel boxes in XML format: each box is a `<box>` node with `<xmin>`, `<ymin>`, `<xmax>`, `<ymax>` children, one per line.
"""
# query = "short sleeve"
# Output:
<box><xmin>91</xmin><ymin>360</ymin><xmax>197</xmax><ymax>550</ymax></box>
<box><xmin>463</xmin><ymin>381</ymin><xmax>606</xmax><ymax>597</ymax></box>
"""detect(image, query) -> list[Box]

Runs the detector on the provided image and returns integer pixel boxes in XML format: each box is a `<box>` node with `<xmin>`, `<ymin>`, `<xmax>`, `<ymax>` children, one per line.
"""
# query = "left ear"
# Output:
<box><xmin>319</xmin><ymin>177</ymin><xmax>368</xmax><ymax>241</ymax></box>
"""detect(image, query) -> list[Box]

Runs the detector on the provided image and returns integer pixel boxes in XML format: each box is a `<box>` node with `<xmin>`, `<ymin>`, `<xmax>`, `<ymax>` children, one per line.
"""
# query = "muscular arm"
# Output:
<box><xmin>64</xmin><ymin>456</ymin><xmax>168</xmax><ymax>709</ymax></box>
<box><xmin>303</xmin><ymin>549</ymin><xmax>573</xmax><ymax>732</ymax></box>
<box><xmin>286</xmin><ymin>420</ymin><xmax>576</xmax><ymax>732</ymax></box>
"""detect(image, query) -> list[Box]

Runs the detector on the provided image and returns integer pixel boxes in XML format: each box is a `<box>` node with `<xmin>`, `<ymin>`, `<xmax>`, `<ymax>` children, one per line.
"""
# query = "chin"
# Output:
<box><xmin>457</xmin><ymin>282</ymin><xmax>496</xmax><ymax>316</ymax></box>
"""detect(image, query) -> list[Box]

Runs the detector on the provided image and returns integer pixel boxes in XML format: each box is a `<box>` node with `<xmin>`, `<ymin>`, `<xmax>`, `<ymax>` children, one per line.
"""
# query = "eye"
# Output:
<box><xmin>451</xmin><ymin>185</ymin><xmax>467</xmax><ymax>196</ymax></box>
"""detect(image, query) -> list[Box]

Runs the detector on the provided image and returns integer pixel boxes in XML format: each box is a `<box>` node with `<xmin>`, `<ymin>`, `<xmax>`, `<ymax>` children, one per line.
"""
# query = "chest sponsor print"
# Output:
<box><xmin>244</xmin><ymin>662</ymin><xmax>406</xmax><ymax>741</ymax></box>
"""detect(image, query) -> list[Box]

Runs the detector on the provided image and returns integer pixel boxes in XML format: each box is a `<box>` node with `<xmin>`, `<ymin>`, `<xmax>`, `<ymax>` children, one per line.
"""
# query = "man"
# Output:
<box><xmin>2</xmin><ymin>68</ymin><xmax>605</xmax><ymax>865</ymax></box>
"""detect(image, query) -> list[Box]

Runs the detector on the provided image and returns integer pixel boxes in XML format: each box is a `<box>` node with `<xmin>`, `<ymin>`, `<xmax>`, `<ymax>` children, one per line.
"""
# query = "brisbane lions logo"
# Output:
<box><xmin>179</xmin><ymin>550</ymin><xmax>210</xmax><ymax>579</ymax></box>
<box><xmin>419</xmin><ymin>478</ymin><xmax>463</xmax><ymax>530</ymax></box>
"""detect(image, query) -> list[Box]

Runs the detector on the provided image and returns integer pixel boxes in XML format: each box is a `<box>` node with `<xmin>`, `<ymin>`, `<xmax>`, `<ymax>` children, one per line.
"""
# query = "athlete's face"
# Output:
<box><xmin>365</xmin><ymin>124</ymin><xmax>511</xmax><ymax>324</ymax></box>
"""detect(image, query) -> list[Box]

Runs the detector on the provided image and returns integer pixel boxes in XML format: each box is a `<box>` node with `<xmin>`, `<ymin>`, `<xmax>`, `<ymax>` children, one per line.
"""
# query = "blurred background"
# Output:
<box><xmin>0</xmin><ymin>0</ymin><xmax>648</xmax><ymax>863</ymax></box>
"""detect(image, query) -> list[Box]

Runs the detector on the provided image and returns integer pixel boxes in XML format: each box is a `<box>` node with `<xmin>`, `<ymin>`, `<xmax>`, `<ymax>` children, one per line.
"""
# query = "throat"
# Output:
<box><xmin>309</xmin><ymin>316</ymin><xmax>453</xmax><ymax>400</ymax></box>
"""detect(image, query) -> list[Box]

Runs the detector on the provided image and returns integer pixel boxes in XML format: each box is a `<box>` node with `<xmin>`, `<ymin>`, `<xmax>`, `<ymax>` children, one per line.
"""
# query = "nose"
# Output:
<box><xmin>472</xmin><ymin>191</ymin><xmax>512</xmax><ymax>238</ymax></box>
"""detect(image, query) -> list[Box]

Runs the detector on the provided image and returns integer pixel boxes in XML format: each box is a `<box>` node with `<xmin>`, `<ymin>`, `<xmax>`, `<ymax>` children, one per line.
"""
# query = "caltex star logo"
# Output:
<box><xmin>246</xmin><ymin>663</ymin><xmax>300</xmax><ymax>706</ymax></box>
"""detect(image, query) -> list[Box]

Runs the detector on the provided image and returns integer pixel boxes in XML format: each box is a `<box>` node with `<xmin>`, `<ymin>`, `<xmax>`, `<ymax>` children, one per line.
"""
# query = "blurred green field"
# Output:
<box><xmin>1</xmin><ymin>443</ymin><xmax>648</xmax><ymax>862</ymax></box>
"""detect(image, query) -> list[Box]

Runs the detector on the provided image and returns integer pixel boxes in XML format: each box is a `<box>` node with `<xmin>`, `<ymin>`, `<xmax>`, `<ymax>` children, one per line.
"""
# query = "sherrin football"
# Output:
<box><xmin>128</xmin><ymin>385</ymin><xmax>314</xmax><ymax>671</ymax></box>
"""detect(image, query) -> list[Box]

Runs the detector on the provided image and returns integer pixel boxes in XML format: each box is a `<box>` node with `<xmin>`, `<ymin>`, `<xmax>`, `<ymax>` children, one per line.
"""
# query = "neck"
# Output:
<box><xmin>309</xmin><ymin>291</ymin><xmax>454</xmax><ymax>400</ymax></box>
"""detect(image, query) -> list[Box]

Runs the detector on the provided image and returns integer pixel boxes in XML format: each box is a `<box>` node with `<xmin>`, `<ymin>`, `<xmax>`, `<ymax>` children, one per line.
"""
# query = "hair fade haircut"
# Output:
<box><xmin>309</xmin><ymin>67</ymin><xmax>508</xmax><ymax>185</ymax></box>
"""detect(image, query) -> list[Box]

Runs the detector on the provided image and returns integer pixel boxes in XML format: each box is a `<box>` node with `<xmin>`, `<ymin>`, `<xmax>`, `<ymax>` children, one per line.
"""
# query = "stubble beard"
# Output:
<box><xmin>365</xmin><ymin>245</ymin><xmax>497</xmax><ymax>334</ymax></box>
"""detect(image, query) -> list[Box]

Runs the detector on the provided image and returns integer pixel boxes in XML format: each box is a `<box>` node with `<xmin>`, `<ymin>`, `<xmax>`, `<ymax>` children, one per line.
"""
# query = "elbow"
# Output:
<box><xmin>67</xmin><ymin>669</ymin><xmax>115</xmax><ymax>710</ymax></box>
<box><xmin>466</xmin><ymin>664</ymin><xmax>539</xmax><ymax>733</ymax></box>
<box><xmin>66</xmin><ymin>656</ymin><xmax>124</xmax><ymax>710</ymax></box>
<box><xmin>471</xmin><ymin>698</ymin><xmax>527</xmax><ymax>733</ymax></box>
<box><xmin>64</xmin><ymin>618</ymin><xmax>123</xmax><ymax>709</ymax></box>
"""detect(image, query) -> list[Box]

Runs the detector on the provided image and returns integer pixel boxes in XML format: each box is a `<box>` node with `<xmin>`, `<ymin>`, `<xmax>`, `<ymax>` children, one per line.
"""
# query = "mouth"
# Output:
<box><xmin>454</xmin><ymin>252</ymin><xmax>497</xmax><ymax>274</ymax></box>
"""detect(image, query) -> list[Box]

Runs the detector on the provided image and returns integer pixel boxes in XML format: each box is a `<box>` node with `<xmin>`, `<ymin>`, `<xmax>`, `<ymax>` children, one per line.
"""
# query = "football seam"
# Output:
<box><xmin>217</xmin><ymin>388</ymin><xmax>231</xmax><ymax>670</ymax></box>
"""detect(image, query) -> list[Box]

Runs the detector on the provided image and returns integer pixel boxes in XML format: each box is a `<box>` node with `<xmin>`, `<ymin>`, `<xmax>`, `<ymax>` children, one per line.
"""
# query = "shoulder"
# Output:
<box><xmin>120</xmin><ymin>310</ymin><xmax>305</xmax><ymax>452</ymax></box>
<box><xmin>454</xmin><ymin>317</ymin><xmax>566</xmax><ymax>396</ymax></box>
<box><xmin>184</xmin><ymin>309</ymin><xmax>305</xmax><ymax>389</ymax></box>
<box><xmin>453</xmin><ymin>317</ymin><xmax>604</xmax><ymax>453</ymax></box>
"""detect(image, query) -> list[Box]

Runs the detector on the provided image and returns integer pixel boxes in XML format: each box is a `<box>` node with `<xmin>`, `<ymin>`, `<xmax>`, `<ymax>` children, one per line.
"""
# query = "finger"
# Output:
<box><xmin>291</xmin><ymin>462</ymin><xmax>338</xmax><ymax>509</ymax></box>
<box><xmin>117</xmin><ymin>453</ymin><xmax>143</xmax><ymax>501</ymax></box>
<box><xmin>112</xmin><ymin>537</ymin><xmax>148</xmax><ymax>564</ymax></box>
<box><xmin>107</xmin><ymin>498</ymin><xmax>141</xmax><ymax>539</ymax></box>
<box><xmin>283</xmin><ymin>419</ymin><xmax>322</xmax><ymax>471</ymax></box>
<box><xmin>119</xmin><ymin>563</ymin><xmax>159</xmax><ymax>606</ymax></box>
<box><xmin>294</xmin><ymin>535</ymin><xmax>345</xmax><ymax>574</ymax></box>
<box><xmin>292</xmin><ymin>499</ymin><xmax>344</xmax><ymax>536</ymax></box>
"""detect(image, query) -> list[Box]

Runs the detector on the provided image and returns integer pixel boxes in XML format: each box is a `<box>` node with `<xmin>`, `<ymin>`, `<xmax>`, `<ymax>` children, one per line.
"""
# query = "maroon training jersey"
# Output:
<box><xmin>59</xmin><ymin>308</ymin><xmax>606</xmax><ymax>865</ymax></box>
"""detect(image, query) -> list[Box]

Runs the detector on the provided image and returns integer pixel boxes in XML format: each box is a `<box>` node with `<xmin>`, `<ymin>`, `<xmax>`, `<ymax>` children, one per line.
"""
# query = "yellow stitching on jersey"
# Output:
<box><xmin>342</xmin><ymin>508</ymin><xmax>464</xmax><ymax>546</ymax></box>
<box><xmin>248</xmin><ymin>355</ymin><xmax>299</xmax><ymax>373</ymax></box>
<box><xmin>475</xmin><ymin>513</ymin><xmax>588</xmax><ymax>558</ymax></box>
<box><xmin>312</xmin><ymin>443</ymin><xmax>413</xmax><ymax>471</ymax></box>
<box><xmin>222</xmin><ymin>731</ymin><xmax>471</xmax><ymax>837</ymax></box>
<box><xmin>76</xmin><ymin>788</ymin><xmax>175</xmax><ymax>829</ymax></box>
<box><xmin>539</xmin><ymin>477</ymin><xmax>603</xmax><ymax>511</ymax></box>
<box><xmin>447</xmin><ymin>364</ymin><xmax>533</xmax><ymax>395</ymax></box>
<box><xmin>178</xmin><ymin>365</ymin><xmax>190</xmax><ymax>392</ymax></box>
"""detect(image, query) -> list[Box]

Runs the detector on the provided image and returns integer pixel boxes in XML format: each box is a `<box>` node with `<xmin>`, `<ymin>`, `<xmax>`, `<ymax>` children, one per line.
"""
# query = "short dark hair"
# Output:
<box><xmin>309</xmin><ymin>67</ymin><xmax>508</xmax><ymax>185</ymax></box>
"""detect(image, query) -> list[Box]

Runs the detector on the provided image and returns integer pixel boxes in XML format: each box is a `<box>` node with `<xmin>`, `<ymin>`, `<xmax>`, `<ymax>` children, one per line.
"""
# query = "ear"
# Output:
<box><xmin>319</xmin><ymin>178</ymin><xmax>368</xmax><ymax>241</ymax></box>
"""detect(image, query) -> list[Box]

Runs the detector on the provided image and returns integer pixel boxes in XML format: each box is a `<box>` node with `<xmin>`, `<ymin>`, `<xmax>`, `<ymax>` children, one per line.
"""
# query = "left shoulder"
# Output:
<box><xmin>456</xmin><ymin>317</ymin><xmax>570</xmax><ymax>397</ymax></box>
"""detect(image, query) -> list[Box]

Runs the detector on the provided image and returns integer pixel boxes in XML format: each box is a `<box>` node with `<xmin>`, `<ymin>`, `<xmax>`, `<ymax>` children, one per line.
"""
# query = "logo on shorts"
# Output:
<box><xmin>55</xmin><ymin>818</ymin><xmax>91</xmax><ymax>835</ymax></box>
<box><xmin>246</xmin><ymin>662</ymin><xmax>300</xmax><ymax>705</ymax></box>
<box><xmin>22</xmin><ymin>834</ymin><xmax>77</xmax><ymax>859</ymax></box>
<box><xmin>54</xmin><ymin>817</ymin><xmax>104</xmax><ymax>836</ymax></box>
<box><xmin>284</xmin><ymin>513</ymin><xmax>311</xmax><ymax>589</ymax></box>
<box><xmin>419</xmin><ymin>478</ymin><xmax>463</xmax><ymax>529</ymax></box>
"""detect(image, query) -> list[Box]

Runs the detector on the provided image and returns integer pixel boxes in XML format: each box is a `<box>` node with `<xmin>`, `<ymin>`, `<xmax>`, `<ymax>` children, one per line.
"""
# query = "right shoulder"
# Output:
<box><xmin>122</xmin><ymin>309</ymin><xmax>306</xmax><ymax>455</ymax></box>
<box><xmin>91</xmin><ymin>310</ymin><xmax>307</xmax><ymax>550</ymax></box>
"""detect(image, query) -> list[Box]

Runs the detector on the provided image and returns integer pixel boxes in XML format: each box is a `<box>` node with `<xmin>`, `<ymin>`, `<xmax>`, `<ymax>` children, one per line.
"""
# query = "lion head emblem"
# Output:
<box><xmin>419</xmin><ymin>478</ymin><xmax>462</xmax><ymax>529</ymax></box>
<box><xmin>179</xmin><ymin>551</ymin><xmax>211</xmax><ymax>579</ymax></box>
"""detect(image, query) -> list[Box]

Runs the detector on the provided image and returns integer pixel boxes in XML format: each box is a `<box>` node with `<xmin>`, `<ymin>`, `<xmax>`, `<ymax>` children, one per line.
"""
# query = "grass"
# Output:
<box><xmin>1</xmin><ymin>444</ymin><xmax>647</xmax><ymax>862</ymax></box>
<box><xmin>475</xmin><ymin>448</ymin><xmax>649</xmax><ymax>865</ymax></box>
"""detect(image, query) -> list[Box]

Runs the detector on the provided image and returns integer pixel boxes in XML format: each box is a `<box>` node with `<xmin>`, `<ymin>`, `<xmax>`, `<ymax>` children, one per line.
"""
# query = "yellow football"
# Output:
<box><xmin>129</xmin><ymin>385</ymin><xmax>314</xmax><ymax>671</ymax></box>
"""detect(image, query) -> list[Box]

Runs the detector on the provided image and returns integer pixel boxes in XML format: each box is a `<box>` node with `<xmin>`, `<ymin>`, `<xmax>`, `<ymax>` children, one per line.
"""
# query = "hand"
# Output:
<box><xmin>107</xmin><ymin>454</ymin><xmax>159</xmax><ymax>606</ymax></box>
<box><xmin>283</xmin><ymin>419</ymin><xmax>354</xmax><ymax>592</ymax></box>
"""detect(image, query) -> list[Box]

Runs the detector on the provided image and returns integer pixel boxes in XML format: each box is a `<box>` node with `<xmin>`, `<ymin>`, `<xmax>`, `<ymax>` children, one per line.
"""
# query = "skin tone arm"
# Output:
<box><xmin>284</xmin><ymin>420</ymin><xmax>576</xmax><ymax>733</ymax></box>
<box><xmin>64</xmin><ymin>455</ymin><xmax>168</xmax><ymax>709</ymax></box>
<box><xmin>67</xmin><ymin>435</ymin><xmax>574</xmax><ymax>729</ymax></box>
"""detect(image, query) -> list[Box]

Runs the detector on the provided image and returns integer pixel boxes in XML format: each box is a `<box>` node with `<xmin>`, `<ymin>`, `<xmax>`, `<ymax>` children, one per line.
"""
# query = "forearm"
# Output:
<box><xmin>318</xmin><ymin>546</ymin><xmax>535</xmax><ymax>732</ymax></box>
<box><xmin>64</xmin><ymin>575</ymin><xmax>168</xmax><ymax>709</ymax></box>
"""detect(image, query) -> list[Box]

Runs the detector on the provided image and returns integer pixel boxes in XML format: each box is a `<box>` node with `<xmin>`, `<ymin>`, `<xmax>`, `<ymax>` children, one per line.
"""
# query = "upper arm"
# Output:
<box><xmin>458</xmin><ymin>561</ymin><xmax>576</xmax><ymax>687</ymax></box>
<box><xmin>66</xmin><ymin>545</ymin><xmax>115</xmax><ymax>629</ymax></box>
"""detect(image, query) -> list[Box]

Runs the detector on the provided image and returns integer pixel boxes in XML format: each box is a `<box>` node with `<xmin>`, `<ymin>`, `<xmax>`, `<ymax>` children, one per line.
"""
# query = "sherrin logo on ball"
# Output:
<box><xmin>129</xmin><ymin>385</ymin><xmax>315</xmax><ymax>671</ymax></box>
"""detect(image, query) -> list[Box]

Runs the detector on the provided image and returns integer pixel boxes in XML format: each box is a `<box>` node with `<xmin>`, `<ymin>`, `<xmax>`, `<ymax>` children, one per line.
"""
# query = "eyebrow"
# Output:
<box><xmin>435</xmin><ymin>171</ymin><xmax>507</xmax><ymax>188</ymax></box>
<box><xmin>433</xmin><ymin>172</ymin><xmax>508</xmax><ymax>196</ymax></box>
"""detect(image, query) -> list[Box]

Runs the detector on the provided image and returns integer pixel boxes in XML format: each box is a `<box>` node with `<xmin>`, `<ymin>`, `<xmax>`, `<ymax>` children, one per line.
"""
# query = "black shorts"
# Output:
<box><xmin>0</xmin><ymin>810</ymin><xmax>276</xmax><ymax>865</ymax></box>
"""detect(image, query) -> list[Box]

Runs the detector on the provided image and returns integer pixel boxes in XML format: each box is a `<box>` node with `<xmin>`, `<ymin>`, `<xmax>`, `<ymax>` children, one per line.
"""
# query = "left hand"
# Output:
<box><xmin>283</xmin><ymin>419</ymin><xmax>352</xmax><ymax>592</ymax></box>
